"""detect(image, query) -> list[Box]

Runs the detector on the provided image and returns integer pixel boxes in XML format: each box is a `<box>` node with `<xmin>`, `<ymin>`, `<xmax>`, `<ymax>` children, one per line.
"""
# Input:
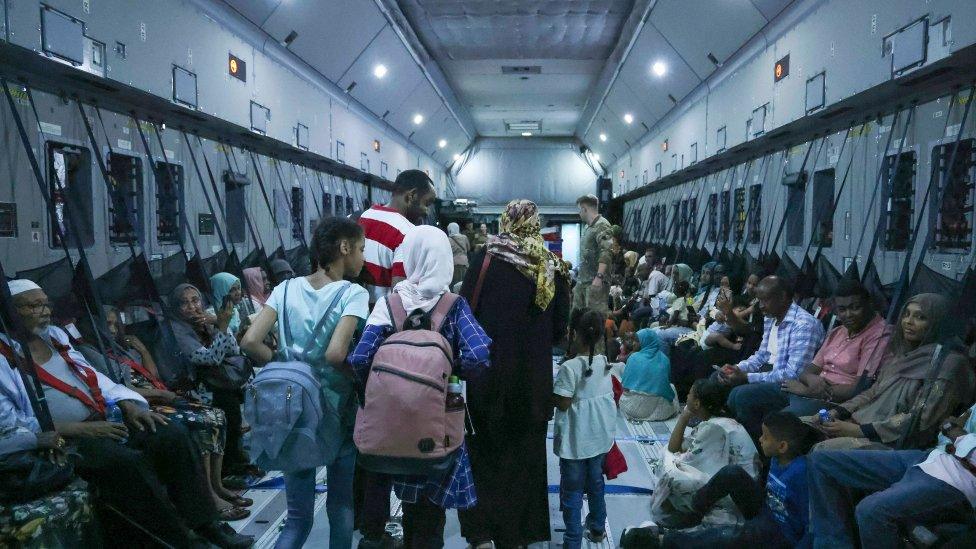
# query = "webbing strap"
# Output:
<box><xmin>249</xmin><ymin>151</ymin><xmax>288</xmax><ymax>250</ymax></box>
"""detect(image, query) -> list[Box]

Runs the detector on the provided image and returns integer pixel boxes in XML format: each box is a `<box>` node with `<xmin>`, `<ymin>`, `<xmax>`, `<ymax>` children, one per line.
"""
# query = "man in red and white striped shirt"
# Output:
<box><xmin>357</xmin><ymin>169</ymin><xmax>437</xmax><ymax>303</ymax></box>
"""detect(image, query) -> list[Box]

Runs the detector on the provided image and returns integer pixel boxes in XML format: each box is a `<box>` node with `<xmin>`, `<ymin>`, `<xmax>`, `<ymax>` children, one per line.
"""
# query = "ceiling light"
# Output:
<box><xmin>373</xmin><ymin>64</ymin><xmax>388</xmax><ymax>79</ymax></box>
<box><xmin>599</xmin><ymin>133</ymin><xmax>607</xmax><ymax>142</ymax></box>
<box><xmin>438</xmin><ymin>139</ymin><xmax>447</xmax><ymax>148</ymax></box>
<box><xmin>521</xmin><ymin>132</ymin><xmax>533</xmax><ymax>137</ymax></box>
<box><xmin>593</xmin><ymin>154</ymin><xmax>601</xmax><ymax>161</ymax></box>
<box><xmin>623</xmin><ymin>113</ymin><xmax>634</xmax><ymax>124</ymax></box>
<box><xmin>413</xmin><ymin>114</ymin><xmax>424</xmax><ymax>125</ymax></box>
<box><xmin>453</xmin><ymin>153</ymin><xmax>461</xmax><ymax>161</ymax></box>
<box><xmin>652</xmin><ymin>60</ymin><xmax>667</xmax><ymax>77</ymax></box>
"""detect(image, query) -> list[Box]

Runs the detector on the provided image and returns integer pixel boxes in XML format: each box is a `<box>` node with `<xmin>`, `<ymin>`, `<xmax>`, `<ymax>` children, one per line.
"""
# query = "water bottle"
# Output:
<box><xmin>818</xmin><ymin>408</ymin><xmax>832</xmax><ymax>424</ymax></box>
<box><xmin>105</xmin><ymin>398</ymin><xmax>128</xmax><ymax>444</ymax></box>
<box><xmin>446</xmin><ymin>376</ymin><xmax>465</xmax><ymax>412</ymax></box>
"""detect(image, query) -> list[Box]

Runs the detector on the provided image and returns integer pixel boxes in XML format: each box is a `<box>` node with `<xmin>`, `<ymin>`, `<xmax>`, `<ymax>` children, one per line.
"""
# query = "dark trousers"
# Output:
<box><xmin>211</xmin><ymin>388</ymin><xmax>245</xmax><ymax>468</ymax></box>
<box><xmin>808</xmin><ymin>449</ymin><xmax>972</xmax><ymax>549</ymax></box>
<box><xmin>75</xmin><ymin>420</ymin><xmax>216</xmax><ymax>548</ymax></box>
<box><xmin>360</xmin><ymin>470</ymin><xmax>393</xmax><ymax>539</ymax></box>
<box><xmin>660</xmin><ymin>465</ymin><xmax>792</xmax><ymax>549</ymax></box>
<box><xmin>727</xmin><ymin>382</ymin><xmax>832</xmax><ymax>440</ymax></box>
<box><xmin>401</xmin><ymin>500</ymin><xmax>446</xmax><ymax>549</ymax></box>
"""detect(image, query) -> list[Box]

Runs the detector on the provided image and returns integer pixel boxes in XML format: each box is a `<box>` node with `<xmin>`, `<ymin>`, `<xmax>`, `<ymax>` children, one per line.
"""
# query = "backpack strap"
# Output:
<box><xmin>300</xmin><ymin>281</ymin><xmax>352</xmax><ymax>362</ymax></box>
<box><xmin>430</xmin><ymin>293</ymin><xmax>460</xmax><ymax>333</ymax></box>
<box><xmin>386</xmin><ymin>293</ymin><xmax>408</xmax><ymax>333</ymax></box>
<box><xmin>280</xmin><ymin>280</ymin><xmax>294</xmax><ymax>361</ymax></box>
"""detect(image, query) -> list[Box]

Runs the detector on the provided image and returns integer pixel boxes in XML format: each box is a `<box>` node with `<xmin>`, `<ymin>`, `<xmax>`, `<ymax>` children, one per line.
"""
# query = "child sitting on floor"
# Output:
<box><xmin>623</xmin><ymin>411</ymin><xmax>815</xmax><ymax>548</ymax></box>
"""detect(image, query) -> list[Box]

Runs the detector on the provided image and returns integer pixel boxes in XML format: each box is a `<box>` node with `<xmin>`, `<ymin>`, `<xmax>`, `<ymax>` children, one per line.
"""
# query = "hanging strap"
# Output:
<box><xmin>0</xmin><ymin>338</ymin><xmax>106</xmax><ymax>417</ymax></box>
<box><xmin>469</xmin><ymin>253</ymin><xmax>492</xmax><ymax>312</ymax></box>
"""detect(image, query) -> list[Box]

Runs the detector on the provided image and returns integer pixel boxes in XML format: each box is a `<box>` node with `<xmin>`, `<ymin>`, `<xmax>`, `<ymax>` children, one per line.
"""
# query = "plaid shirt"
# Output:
<box><xmin>348</xmin><ymin>296</ymin><xmax>492</xmax><ymax>509</ymax></box>
<box><xmin>738</xmin><ymin>303</ymin><xmax>825</xmax><ymax>383</ymax></box>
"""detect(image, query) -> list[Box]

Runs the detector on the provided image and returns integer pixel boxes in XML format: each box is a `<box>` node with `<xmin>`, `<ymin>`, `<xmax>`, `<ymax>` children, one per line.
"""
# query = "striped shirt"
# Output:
<box><xmin>358</xmin><ymin>205</ymin><xmax>413</xmax><ymax>303</ymax></box>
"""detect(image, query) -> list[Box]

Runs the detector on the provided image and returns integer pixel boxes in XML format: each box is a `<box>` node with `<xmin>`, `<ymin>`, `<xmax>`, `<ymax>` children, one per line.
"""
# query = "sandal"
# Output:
<box><xmin>222</xmin><ymin>494</ymin><xmax>253</xmax><ymax>508</ymax></box>
<box><xmin>218</xmin><ymin>506</ymin><xmax>251</xmax><ymax>521</ymax></box>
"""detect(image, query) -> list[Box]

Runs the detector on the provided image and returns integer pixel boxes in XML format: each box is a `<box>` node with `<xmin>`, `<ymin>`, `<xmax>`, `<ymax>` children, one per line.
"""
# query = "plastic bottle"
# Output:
<box><xmin>446</xmin><ymin>376</ymin><xmax>465</xmax><ymax>412</ymax></box>
<box><xmin>105</xmin><ymin>398</ymin><xmax>128</xmax><ymax>444</ymax></box>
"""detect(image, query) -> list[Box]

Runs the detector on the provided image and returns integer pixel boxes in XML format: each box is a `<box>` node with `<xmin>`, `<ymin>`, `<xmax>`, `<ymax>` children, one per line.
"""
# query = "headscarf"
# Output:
<box><xmin>485</xmin><ymin>199</ymin><xmax>567</xmax><ymax>310</ymax></box>
<box><xmin>270</xmin><ymin>259</ymin><xmax>295</xmax><ymax>280</ymax></box>
<box><xmin>447</xmin><ymin>222</ymin><xmax>461</xmax><ymax>237</ymax></box>
<box><xmin>209</xmin><ymin>272</ymin><xmax>241</xmax><ymax>334</ymax></box>
<box><xmin>168</xmin><ymin>283</ymin><xmax>214</xmax><ymax>360</ymax></box>
<box><xmin>366</xmin><ymin>225</ymin><xmax>454</xmax><ymax>327</ymax></box>
<box><xmin>623</xmin><ymin>251</ymin><xmax>639</xmax><ymax>270</ymax></box>
<box><xmin>622</xmin><ymin>329</ymin><xmax>676</xmax><ymax>400</ymax></box>
<box><xmin>672</xmin><ymin>264</ymin><xmax>693</xmax><ymax>284</ymax></box>
<box><xmin>242</xmin><ymin>267</ymin><xmax>268</xmax><ymax>306</ymax></box>
<box><xmin>888</xmin><ymin>293</ymin><xmax>952</xmax><ymax>358</ymax></box>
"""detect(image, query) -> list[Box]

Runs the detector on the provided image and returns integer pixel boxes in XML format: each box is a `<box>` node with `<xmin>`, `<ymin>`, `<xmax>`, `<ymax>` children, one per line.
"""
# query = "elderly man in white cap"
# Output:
<box><xmin>1</xmin><ymin>280</ymin><xmax>254</xmax><ymax>549</ymax></box>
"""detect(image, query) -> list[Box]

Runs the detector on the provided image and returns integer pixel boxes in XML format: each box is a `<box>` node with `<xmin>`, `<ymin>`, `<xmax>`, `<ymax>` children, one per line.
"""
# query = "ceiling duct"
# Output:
<box><xmin>505</xmin><ymin>121</ymin><xmax>541</xmax><ymax>132</ymax></box>
<box><xmin>501</xmin><ymin>65</ymin><xmax>542</xmax><ymax>75</ymax></box>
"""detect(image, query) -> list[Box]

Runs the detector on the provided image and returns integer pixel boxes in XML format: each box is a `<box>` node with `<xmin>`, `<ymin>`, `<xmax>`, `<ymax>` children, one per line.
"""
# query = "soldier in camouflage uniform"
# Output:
<box><xmin>573</xmin><ymin>194</ymin><xmax>614</xmax><ymax>315</ymax></box>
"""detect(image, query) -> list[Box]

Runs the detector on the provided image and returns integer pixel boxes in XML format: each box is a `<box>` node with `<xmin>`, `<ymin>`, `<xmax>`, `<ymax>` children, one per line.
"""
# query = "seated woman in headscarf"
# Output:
<box><xmin>805</xmin><ymin>293</ymin><xmax>975</xmax><ymax>451</ymax></box>
<box><xmin>169</xmin><ymin>283</ymin><xmax>260</xmax><ymax>480</ymax></box>
<box><xmin>447</xmin><ymin>222</ymin><xmax>471</xmax><ymax>286</ymax></box>
<box><xmin>242</xmin><ymin>267</ymin><xmax>271</xmax><ymax>314</ymax></box>
<box><xmin>207</xmin><ymin>273</ymin><xmax>247</xmax><ymax>340</ymax></box>
<box><xmin>87</xmin><ymin>305</ymin><xmax>250</xmax><ymax>519</ymax></box>
<box><xmin>620</xmin><ymin>329</ymin><xmax>680</xmax><ymax>422</ymax></box>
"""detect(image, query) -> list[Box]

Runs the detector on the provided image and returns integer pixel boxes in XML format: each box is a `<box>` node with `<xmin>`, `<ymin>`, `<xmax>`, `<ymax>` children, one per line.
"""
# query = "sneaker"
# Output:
<box><xmin>195</xmin><ymin>521</ymin><xmax>254</xmax><ymax>549</ymax></box>
<box><xmin>585</xmin><ymin>529</ymin><xmax>607</xmax><ymax>543</ymax></box>
<box><xmin>358</xmin><ymin>533</ymin><xmax>403</xmax><ymax>549</ymax></box>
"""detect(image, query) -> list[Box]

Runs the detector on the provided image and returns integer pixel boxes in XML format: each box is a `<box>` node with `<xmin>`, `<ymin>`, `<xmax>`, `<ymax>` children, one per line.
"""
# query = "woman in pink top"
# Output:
<box><xmin>780</xmin><ymin>280</ymin><xmax>891</xmax><ymax>415</ymax></box>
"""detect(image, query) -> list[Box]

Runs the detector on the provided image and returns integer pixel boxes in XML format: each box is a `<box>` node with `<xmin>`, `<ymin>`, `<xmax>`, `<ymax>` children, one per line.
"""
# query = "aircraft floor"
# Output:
<box><xmin>232</xmin><ymin>363</ymin><xmax>675</xmax><ymax>548</ymax></box>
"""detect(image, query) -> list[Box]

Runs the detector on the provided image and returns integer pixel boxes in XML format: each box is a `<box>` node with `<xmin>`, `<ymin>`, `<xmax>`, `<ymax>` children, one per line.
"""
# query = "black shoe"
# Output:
<box><xmin>195</xmin><ymin>522</ymin><xmax>254</xmax><ymax>549</ymax></box>
<box><xmin>620</xmin><ymin>526</ymin><xmax>661</xmax><ymax>548</ymax></box>
<box><xmin>585</xmin><ymin>528</ymin><xmax>607</xmax><ymax>543</ymax></box>
<box><xmin>358</xmin><ymin>533</ymin><xmax>403</xmax><ymax>549</ymax></box>
<box><xmin>655</xmin><ymin>510</ymin><xmax>703</xmax><ymax>530</ymax></box>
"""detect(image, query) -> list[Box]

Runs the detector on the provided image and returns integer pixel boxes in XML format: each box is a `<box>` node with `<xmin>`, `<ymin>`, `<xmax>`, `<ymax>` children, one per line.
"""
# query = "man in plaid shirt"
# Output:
<box><xmin>719</xmin><ymin>276</ymin><xmax>826</xmax><ymax>438</ymax></box>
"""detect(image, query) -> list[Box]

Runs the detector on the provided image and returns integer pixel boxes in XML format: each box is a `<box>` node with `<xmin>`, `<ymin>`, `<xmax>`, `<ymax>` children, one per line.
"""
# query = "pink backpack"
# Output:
<box><xmin>354</xmin><ymin>292</ymin><xmax>465</xmax><ymax>476</ymax></box>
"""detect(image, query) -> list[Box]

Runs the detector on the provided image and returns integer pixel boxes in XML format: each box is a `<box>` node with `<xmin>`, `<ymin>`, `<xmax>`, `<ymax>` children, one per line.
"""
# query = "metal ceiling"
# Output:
<box><xmin>220</xmin><ymin>0</ymin><xmax>794</xmax><ymax>157</ymax></box>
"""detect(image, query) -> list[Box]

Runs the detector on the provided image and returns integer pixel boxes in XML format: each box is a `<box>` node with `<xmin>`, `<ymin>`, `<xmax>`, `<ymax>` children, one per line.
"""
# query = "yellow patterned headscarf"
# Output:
<box><xmin>486</xmin><ymin>199</ymin><xmax>568</xmax><ymax>310</ymax></box>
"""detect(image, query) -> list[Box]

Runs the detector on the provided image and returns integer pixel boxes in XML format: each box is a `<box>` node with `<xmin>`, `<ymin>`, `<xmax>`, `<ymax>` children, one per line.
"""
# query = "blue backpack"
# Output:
<box><xmin>244</xmin><ymin>280</ymin><xmax>350</xmax><ymax>473</ymax></box>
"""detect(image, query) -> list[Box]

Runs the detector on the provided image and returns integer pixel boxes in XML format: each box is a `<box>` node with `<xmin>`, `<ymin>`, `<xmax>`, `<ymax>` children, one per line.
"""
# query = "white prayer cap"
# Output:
<box><xmin>7</xmin><ymin>279</ymin><xmax>42</xmax><ymax>297</ymax></box>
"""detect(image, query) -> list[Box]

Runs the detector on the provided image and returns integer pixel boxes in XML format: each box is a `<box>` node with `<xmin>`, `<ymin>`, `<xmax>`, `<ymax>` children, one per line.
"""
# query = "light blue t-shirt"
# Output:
<box><xmin>267</xmin><ymin>277</ymin><xmax>370</xmax><ymax>371</ymax></box>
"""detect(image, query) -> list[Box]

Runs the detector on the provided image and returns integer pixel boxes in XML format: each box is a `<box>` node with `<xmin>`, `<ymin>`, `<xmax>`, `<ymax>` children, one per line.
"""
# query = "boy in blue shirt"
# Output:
<box><xmin>621</xmin><ymin>411</ymin><xmax>815</xmax><ymax>548</ymax></box>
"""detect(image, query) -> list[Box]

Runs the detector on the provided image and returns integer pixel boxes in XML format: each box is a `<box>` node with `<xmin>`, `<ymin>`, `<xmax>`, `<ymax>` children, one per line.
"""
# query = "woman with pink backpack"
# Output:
<box><xmin>349</xmin><ymin>225</ymin><xmax>493</xmax><ymax>548</ymax></box>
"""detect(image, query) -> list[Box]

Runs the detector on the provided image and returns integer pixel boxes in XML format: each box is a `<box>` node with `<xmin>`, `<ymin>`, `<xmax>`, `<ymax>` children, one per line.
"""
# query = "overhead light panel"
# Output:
<box><xmin>373</xmin><ymin>64</ymin><xmax>388</xmax><ymax>79</ymax></box>
<box><xmin>599</xmin><ymin>133</ymin><xmax>607</xmax><ymax>142</ymax></box>
<box><xmin>652</xmin><ymin>61</ymin><xmax>667</xmax><ymax>77</ymax></box>
<box><xmin>438</xmin><ymin>139</ymin><xmax>447</xmax><ymax>148</ymax></box>
<box><xmin>623</xmin><ymin>113</ymin><xmax>634</xmax><ymax>124</ymax></box>
<box><xmin>413</xmin><ymin>113</ymin><xmax>424</xmax><ymax>125</ymax></box>
<box><xmin>453</xmin><ymin>153</ymin><xmax>461</xmax><ymax>161</ymax></box>
<box><xmin>593</xmin><ymin>153</ymin><xmax>600</xmax><ymax>161</ymax></box>
<box><xmin>505</xmin><ymin>121</ymin><xmax>541</xmax><ymax>132</ymax></box>
<box><xmin>521</xmin><ymin>132</ymin><xmax>533</xmax><ymax>137</ymax></box>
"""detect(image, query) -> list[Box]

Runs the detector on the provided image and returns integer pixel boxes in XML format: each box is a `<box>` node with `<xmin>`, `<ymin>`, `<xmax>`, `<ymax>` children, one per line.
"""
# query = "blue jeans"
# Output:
<box><xmin>275</xmin><ymin>445</ymin><xmax>357</xmax><ymax>549</ymax></box>
<box><xmin>808</xmin><ymin>449</ymin><xmax>971</xmax><ymax>549</ymax></box>
<box><xmin>560</xmin><ymin>454</ymin><xmax>607</xmax><ymax>549</ymax></box>
<box><xmin>654</xmin><ymin>327</ymin><xmax>693</xmax><ymax>356</ymax></box>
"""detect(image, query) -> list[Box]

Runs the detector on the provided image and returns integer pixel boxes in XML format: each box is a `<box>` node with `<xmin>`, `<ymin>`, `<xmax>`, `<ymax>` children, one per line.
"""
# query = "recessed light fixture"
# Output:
<box><xmin>599</xmin><ymin>133</ymin><xmax>607</xmax><ymax>142</ymax></box>
<box><xmin>593</xmin><ymin>153</ymin><xmax>601</xmax><ymax>161</ymax></box>
<box><xmin>453</xmin><ymin>153</ymin><xmax>461</xmax><ymax>161</ymax></box>
<box><xmin>438</xmin><ymin>139</ymin><xmax>447</xmax><ymax>148</ymax></box>
<box><xmin>521</xmin><ymin>132</ymin><xmax>533</xmax><ymax>137</ymax></box>
<box><xmin>413</xmin><ymin>114</ymin><xmax>424</xmax><ymax>125</ymax></box>
<box><xmin>652</xmin><ymin>61</ymin><xmax>667</xmax><ymax>77</ymax></box>
<box><xmin>623</xmin><ymin>113</ymin><xmax>634</xmax><ymax>124</ymax></box>
<box><xmin>373</xmin><ymin>64</ymin><xmax>388</xmax><ymax>78</ymax></box>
